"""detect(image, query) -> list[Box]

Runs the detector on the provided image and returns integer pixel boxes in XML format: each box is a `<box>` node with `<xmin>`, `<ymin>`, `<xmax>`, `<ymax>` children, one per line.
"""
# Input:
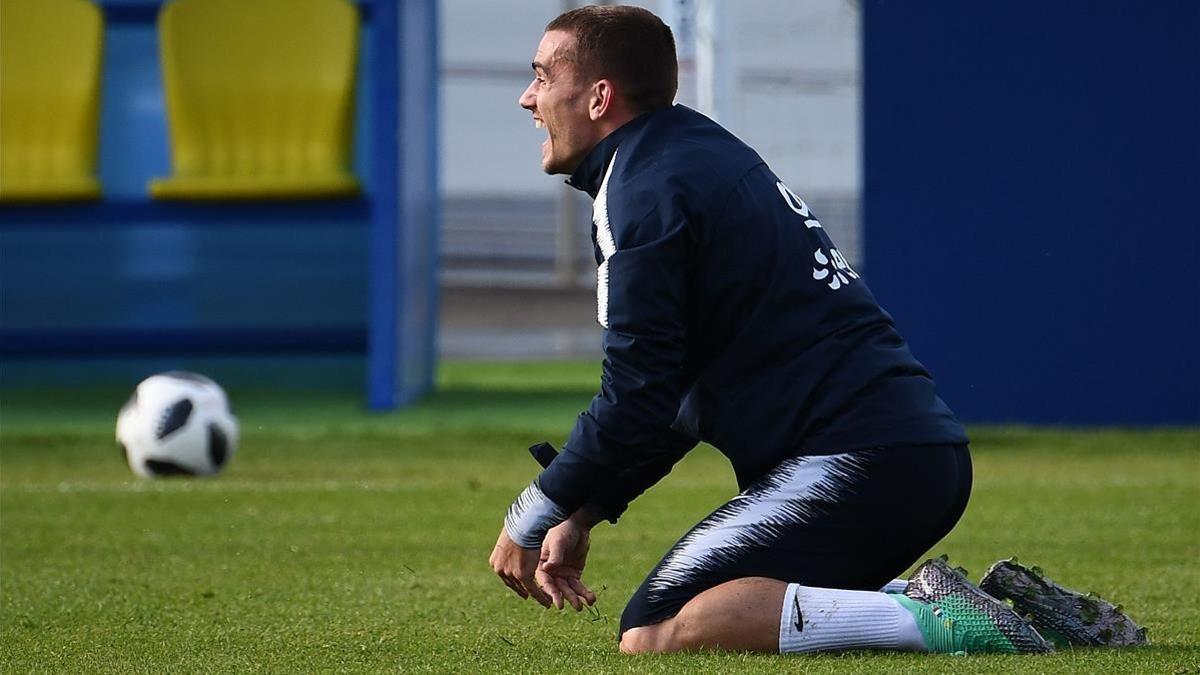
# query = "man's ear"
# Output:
<box><xmin>589</xmin><ymin>79</ymin><xmax>615</xmax><ymax>121</ymax></box>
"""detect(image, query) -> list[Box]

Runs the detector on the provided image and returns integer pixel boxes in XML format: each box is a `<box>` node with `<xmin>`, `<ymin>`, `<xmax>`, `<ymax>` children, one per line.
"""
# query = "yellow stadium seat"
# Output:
<box><xmin>0</xmin><ymin>0</ymin><xmax>103</xmax><ymax>202</ymax></box>
<box><xmin>150</xmin><ymin>0</ymin><xmax>361</xmax><ymax>200</ymax></box>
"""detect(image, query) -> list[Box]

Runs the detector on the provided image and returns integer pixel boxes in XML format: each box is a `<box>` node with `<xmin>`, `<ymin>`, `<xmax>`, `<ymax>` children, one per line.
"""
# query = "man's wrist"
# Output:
<box><xmin>569</xmin><ymin>505</ymin><xmax>605</xmax><ymax>530</ymax></box>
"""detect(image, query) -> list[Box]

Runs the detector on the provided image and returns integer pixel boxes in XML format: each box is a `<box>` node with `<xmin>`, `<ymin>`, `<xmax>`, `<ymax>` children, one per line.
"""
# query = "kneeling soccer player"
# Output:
<box><xmin>489</xmin><ymin>5</ymin><xmax>1144</xmax><ymax>655</ymax></box>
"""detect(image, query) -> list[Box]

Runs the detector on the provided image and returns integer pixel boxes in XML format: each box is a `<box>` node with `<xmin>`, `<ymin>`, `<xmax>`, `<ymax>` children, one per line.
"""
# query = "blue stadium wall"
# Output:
<box><xmin>862</xmin><ymin>1</ymin><xmax>1199</xmax><ymax>424</ymax></box>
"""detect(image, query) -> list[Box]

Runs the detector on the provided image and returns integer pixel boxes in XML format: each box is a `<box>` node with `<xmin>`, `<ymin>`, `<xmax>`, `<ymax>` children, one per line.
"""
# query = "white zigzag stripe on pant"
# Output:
<box><xmin>647</xmin><ymin>452</ymin><xmax>871</xmax><ymax>599</ymax></box>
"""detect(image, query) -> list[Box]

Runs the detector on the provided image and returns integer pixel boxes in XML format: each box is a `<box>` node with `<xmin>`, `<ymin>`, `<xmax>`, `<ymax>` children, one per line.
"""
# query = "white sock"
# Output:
<box><xmin>880</xmin><ymin>578</ymin><xmax>909</xmax><ymax>594</ymax></box>
<box><xmin>779</xmin><ymin>584</ymin><xmax>928</xmax><ymax>653</ymax></box>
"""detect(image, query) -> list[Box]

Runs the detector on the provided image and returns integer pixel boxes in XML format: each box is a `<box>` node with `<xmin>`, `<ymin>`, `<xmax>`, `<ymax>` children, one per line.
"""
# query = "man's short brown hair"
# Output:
<box><xmin>546</xmin><ymin>5</ymin><xmax>678</xmax><ymax>112</ymax></box>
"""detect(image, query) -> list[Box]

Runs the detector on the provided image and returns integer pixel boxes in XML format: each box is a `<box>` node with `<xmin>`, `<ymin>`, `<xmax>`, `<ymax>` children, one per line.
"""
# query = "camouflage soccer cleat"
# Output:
<box><xmin>980</xmin><ymin>558</ymin><xmax>1149</xmax><ymax>648</ymax></box>
<box><xmin>897</xmin><ymin>557</ymin><xmax>1053</xmax><ymax>654</ymax></box>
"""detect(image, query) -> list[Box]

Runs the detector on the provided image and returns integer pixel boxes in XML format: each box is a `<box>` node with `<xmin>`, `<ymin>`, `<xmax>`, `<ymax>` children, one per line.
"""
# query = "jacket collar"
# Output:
<box><xmin>565</xmin><ymin>109</ymin><xmax>657</xmax><ymax>198</ymax></box>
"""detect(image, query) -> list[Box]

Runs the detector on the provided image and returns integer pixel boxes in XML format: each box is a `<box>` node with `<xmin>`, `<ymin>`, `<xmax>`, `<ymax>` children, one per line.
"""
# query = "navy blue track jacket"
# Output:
<box><xmin>537</xmin><ymin>105</ymin><xmax>967</xmax><ymax>522</ymax></box>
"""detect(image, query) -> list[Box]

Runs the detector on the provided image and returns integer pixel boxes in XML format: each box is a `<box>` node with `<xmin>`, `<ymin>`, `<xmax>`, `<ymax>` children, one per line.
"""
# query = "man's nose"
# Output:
<box><xmin>519</xmin><ymin>80</ymin><xmax>536</xmax><ymax>110</ymax></box>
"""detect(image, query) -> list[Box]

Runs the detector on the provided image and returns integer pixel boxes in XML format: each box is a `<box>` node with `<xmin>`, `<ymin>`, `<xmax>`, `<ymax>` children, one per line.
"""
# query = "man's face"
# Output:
<box><xmin>519</xmin><ymin>30</ymin><xmax>600</xmax><ymax>175</ymax></box>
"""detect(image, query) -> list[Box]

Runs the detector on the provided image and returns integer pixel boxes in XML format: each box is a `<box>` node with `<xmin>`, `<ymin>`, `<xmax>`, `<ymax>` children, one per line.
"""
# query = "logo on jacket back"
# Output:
<box><xmin>777</xmin><ymin>181</ymin><xmax>822</xmax><ymax>229</ymax></box>
<box><xmin>777</xmin><ymin>180</ymin><xmax>860</xmax><ymax>291</ymax></box>
<box><xmin>812</xmin><ymin>247</ymin><xmax>858</xmax><ymax>290</ymax></box>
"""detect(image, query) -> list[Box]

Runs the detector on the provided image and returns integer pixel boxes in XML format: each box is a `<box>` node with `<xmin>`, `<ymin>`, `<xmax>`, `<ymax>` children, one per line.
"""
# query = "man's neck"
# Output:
<box><xmin>566</xmin><ymin>107</ymin><xmax>664</xmax><ymax>197</ymax></box>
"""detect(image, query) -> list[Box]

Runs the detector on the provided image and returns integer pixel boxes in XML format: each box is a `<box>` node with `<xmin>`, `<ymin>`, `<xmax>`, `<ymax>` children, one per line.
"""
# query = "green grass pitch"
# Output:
<box><xmin>2</xmin><ymin>361</ymin><xmax>1197</xmax><ymax>673</ymax></box>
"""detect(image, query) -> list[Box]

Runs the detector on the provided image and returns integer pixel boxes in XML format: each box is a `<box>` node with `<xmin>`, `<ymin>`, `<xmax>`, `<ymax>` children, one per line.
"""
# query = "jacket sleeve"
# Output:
<box><xmin>581</xmin><ymin>426</ymin><xmax>697</xmax><ymax>523</ymax></box>
<box><xmin>535</xmin><ymin>203</ymin><xmax>693</xmax><ymax>514</ymax></box>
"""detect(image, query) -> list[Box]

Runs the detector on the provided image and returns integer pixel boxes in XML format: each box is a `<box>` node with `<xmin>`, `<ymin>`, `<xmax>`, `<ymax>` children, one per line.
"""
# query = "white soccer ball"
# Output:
<box><xmin>116</xmin><ymin>371</ymin><xmax>238</xmax><ymax>478</ymax></box>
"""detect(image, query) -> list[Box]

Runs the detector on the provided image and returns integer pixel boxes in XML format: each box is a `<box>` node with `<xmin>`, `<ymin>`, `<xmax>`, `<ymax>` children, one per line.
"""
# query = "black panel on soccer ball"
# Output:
<box><xmin>156</xmin><ymin>398</ymin><xmax>193</xmax><ymax>440</ymax></box>
<box><xmin>143</xmin><ymin>458</ymin><xmax>197</xmax><ymax>476</ymax></box>
<box><xmin>208</xmin><ymin>424</ymin><xmax>228</xmax><ymax>468</ymax></box>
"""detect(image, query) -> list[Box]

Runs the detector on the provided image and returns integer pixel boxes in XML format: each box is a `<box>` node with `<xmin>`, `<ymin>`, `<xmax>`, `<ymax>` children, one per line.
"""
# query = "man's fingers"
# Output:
<box><xmin>567</xmin><ymin>577</ymin><xmax>596</xmax><ymax>605</ymax></box>
<box><xmin>530</xmin><ymin>585</ymin><xmax>553</xmax><ymax>608</ymax></box>
<box><xmin>541</xmin><ymin>570</ymin><xmax>579</xmax><ymax>611</ymax></box>
<box><xmin>522</xmin><ymin>575</ymin><xmax>553</xmax><ymax>608</ymax></box>
<box><xmin>535</xmin><ymin>569</ymin><xmax>564</xmax><ymax>609</ymax></box>
<box><xmin>491</xmin><ymin>557</ymin><xmax>519</xmax><ymax>597</ymax></box>
<box><xmin>500</xmin><ymin>573</ymin><xmax>528</xmax><ymax>599</ymax></box>
<box><xmin>536</xmin><ymin>568</ymin><xmax>584</xmax><ymax>611</ymax></box>
<box><xmin>559</xmin><ymin>582</ymin><xmax>582</xmax><ymax>611</ymax></box>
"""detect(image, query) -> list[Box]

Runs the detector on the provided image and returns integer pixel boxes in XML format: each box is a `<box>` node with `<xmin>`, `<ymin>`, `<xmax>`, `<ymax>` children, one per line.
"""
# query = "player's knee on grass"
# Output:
<box><xmin>618</xmin><ymin>591</ymin><xmax>691</xmax><ymax>653</ymax></box>
<box><xmin>619</xmin><ymin>578</ymin><xmax>787</xmax><ymax>654</ymax></box>
<box><xmin>619</xmin><ymin>620</ymin><xmax>686</xmax><ymax>654</ymax></box>
<box><xmin>624</xmin><ymin>618</ymin><xmax>728</xmax><ymax>654</ymax></box>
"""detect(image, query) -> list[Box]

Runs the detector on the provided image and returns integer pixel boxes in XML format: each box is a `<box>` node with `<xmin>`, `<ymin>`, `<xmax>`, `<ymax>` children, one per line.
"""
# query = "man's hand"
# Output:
<box><xmin>536</xmin><ymin>513</ymin><xmax>599</xmax><ymax>611</ymax></box>
<box><xmin>490</xmin><ymin>528</ymin><xmax>553</xmax><ymax>607</ymax></box>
